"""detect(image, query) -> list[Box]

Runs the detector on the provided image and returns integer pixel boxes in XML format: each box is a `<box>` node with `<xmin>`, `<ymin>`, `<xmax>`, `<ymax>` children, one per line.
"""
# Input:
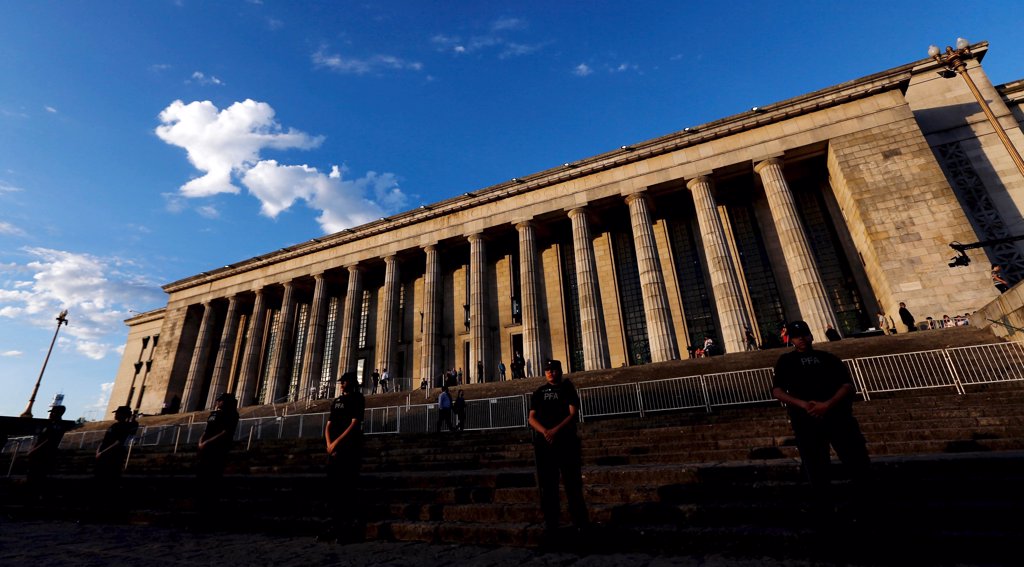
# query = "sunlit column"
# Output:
<box><xmin>266</xmin><ymin>281</ymin><xmax>296</xmax><ymax>403</ymax></box>
<box><xmin>568</xmin><ymin>207</ymin><xmax>609</xmax><ymax>370</ymax></box>
<box><xmin>299</xmin><ymin>273</ymin><xmax>329</xmax><ymax>401</ymax></box>
<box><xmin>625</xmin><ymin>192</ymin><xmax>679</xmax><ymax>362</ymax></box>
<box><xmin>516</xmin><ymin>221</ymin><xmax>545</xmax><ymax>377</ymax></box>
<box><xmin>755</xmin><ymin>157</ymin><xmax>838</xmax><ymax>337</ymax></box>
<box><xmin>205</xmin><ymin>295</ymin><xmax>239</xmax><ymax>409</ymax></box>
<box><xmin>181</xmin><ymin>301</ymin><xmax>215</xmax><ymax>412</ymax></box>
<box><xmin>687</xmin><ymin>175</ymin><xmax>752</xmax><ymax>353</ymax></box>
<box><xmin>421</xmin><ymin>245</ymin><xmax>440</xmax><ymax>387</ymax></box>
<box><xmin>375</xmin><ymin>256</ymin><xmax>400</xmax><ymax>384</ymax></box>
<box><xmin>237</xmin><ymin>289</ymin><xmax>267</xmax><ymax>407</ymax></box>
<box><xmin>468</xmin><ymin>233</ymin><xmax>488</xmax><ymax>383</ymax></box>
<box><xmin>337</xmin><ymin>265</ymin><xmax>363</xmax><ymax>376</ymax></box>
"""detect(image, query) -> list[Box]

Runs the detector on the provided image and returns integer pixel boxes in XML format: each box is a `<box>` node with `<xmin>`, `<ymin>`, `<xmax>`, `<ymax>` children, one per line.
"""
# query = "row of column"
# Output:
<box><xmin>177</xmin><ymin>157</ymin><xmax>839</xmax><ymax>411</ymax></box>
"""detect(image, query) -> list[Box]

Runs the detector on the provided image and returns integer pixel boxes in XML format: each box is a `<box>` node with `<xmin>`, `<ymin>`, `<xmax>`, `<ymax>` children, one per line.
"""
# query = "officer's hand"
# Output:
<box><xmin>806</xmin><ymin>401</ymin><xmax>829</xmax><ymax>418</ymax></box>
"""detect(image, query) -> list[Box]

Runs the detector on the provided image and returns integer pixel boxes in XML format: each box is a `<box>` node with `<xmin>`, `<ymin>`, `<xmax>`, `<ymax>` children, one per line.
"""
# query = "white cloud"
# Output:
<box><xmin>159</xmin><ymin>99</ymin><xmax>409</xmax><ymax>232</ymax></box>
<box><xmin>0</xmin><ymin>181</ymin><xmax>24</xmax><ymax>193</ymax></box>
<box><xmin>491</xmin><ymin>17</ymin><xmax>526</xmax><ymax>32</ymax></box>
<box><xmin>312</xmin><ymin>47</ymin><xmax>423</xmax><ymax>75</ymax></box>
<box><xmin>0</xmin><ymin>221</ymin><xmax>26</xmax><ymax>236</ymax></box>
<box><xmin>44</xmin><ymin>106</ymin><xmax>58</xmax><ymax>113</ymax></box>
<box><xmin>155</xmin><ymin>99</ymin><xmax>323</xmax><ymax>197</ymax></box>
<box><xmin>188</xmin><ymin>71</ymin><xmax>225</xmax><ymax>86</ymax></box>
<box><xmin>432</xmin><ymin>20</ymin><xmax>541</xmax><ymax>59</ymax></box>
<box><xmin>574</xmin><ymin>63</ymin><xmax>593</xmax><ymax>77</ymax></box>
<box><xmin>1</xmin><ymin>350</ymin><xmax>21</xmax><ymax>357</ymax></box>
<box><xmin>84</xmin><ymin>381</ymin><xmax>115</xmax><ymax>417</ymax></box>
<box><xmin>242</xmin><ymin>162</ymin><xmax>407</xmax><ymax>233</ymax></box>
<box><xmin>196</xmin><ymin>205</ymin><xmax>220</xmax><ymax>219</ymax></box>
<box><xmin>0</xmin><ymin>247</ymin><xmax>164</xmax><ymax>360</ymax></box>
<box><xmin>611</xmin><ymin>63</ymin><xmax>639</xmax><ymax>73</ymax></box>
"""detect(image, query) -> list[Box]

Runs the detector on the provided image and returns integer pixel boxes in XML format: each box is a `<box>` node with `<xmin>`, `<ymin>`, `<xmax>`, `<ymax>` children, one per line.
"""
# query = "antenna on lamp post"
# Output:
<box><xmin>20</xmin><ymin>309</ymin><xmax>69</xmax><ymax>419</ymax></box>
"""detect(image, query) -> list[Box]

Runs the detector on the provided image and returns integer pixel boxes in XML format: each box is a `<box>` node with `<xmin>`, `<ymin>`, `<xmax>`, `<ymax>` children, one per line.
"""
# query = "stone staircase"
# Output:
<box><xmin>4</xmin><ymin>326</ymin><xmax>1023</xmax><ymax>563</ymax></box>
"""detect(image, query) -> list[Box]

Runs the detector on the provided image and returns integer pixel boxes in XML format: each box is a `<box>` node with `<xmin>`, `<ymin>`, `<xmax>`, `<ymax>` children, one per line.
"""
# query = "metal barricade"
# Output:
<box><xmin>703</xmin><ymin>367</ymin><xmax>777</xmax><ymax>408</ymax></box>
<box><xmin>578</xmin><ymin>383</ymin><xmax>642</xmax><ymax>421</ymax></box>
<box><xmin>463</xmin><ymin>395</ymin><xmax>528</xmax><ymax>430</ymax></box>
<box><xmin>637</xmin><ymin>375</ymin><xmax>708</xmax><ymax>414</ymax></box>
<box><xmin>945</xmin><ymin>341</ymin><xmax>1024</xmax><ymax>386</ymax></box>
<box><xmin>848</xmin><ymin>349</ymin><xmax>960</xmax><ymax>400</ymax></box>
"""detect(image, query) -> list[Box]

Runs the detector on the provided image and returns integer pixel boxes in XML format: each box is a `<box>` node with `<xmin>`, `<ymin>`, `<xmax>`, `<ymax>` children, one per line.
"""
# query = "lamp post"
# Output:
<box><xmin>20</xmin><ymin>309</ymin><xmax>69</xmax><ymax>419</ymax></box>
<box><xmin>929</xmin><ymin>38</ymin><xmax>1024</xmax><ymax>180</ymax></box>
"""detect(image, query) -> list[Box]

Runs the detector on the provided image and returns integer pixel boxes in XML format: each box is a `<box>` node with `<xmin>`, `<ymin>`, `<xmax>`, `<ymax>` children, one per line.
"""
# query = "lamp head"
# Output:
<box><xmin>956</xmin><ymin>37</ymin><xmax>969</xmax><ymax>51</ymax></box>
<box><xmin>928</xmin><ymin>45</ymin><xmax>940</xmax><ymax>58</ymax></box>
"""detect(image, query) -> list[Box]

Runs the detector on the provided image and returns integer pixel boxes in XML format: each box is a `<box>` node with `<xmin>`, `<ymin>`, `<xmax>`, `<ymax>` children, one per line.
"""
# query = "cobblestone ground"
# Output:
<box><xmin>0</xmin><ymin>520</ymin><xmax>872</xmax><ymax>567</ymax></box>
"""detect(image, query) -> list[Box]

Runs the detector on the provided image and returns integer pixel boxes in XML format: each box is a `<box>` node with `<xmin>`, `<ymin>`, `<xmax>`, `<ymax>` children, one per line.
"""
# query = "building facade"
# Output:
<box><xmin>110</xmin><ymin>42</ymin><xmax>1024</xmax><ymax>415</ymax></box>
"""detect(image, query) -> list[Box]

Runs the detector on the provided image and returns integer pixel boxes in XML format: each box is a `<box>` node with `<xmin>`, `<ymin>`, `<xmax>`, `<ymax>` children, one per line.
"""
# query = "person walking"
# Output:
<box><xmin>498</xmin><ymin>360</ymin><xmax>507</xmax><ymax>381</ymax></box>
<box><xmin>824</xmin><ymin>324</ymin><xmax>842</xmax><ymax>341</ymax></box>
<box><xmin>371</xmin><ymin>369</ymin><xmax>380</xmax><ymax>394</ymax></box>
<box><xmin>320</xmin><ymin>371</ymin><xmax>365</xmax><ymax>543</ymax></box>
<box><xmin>453</xmin><ymin>389</ymin><xmax>467</xmax><ymax>431</ymax></box>
<box><xmin>899</xmin><ymin>302</ymin><xmax>916</xmax><ymax>332</ymax></box>
<box><xmin>992</xmin><ymin>264</ymin><xmax>1010</xmax><ymax>294</ymax></box>
<box><xmin>772</xmin><ymin>321</ymin><xmax>871</xmax><ymax>520</ymax></box>
<box><xmin>528</xmin><ymin>359</ymin><xmax>589</xmax><ymax>540</ymax></box>
<box><xmin>436</xmin><ymin>385</ymin><xmax>454</xmax><ymax>433</ymax></box>
<box><xmin>744</xmin><ymin>326</ymin><xmax>758</xmax><ymax>351</ymax></box>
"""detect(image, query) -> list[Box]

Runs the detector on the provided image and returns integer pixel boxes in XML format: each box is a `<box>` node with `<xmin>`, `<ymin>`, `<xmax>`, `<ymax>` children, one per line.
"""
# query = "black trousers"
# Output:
<box><xmin>436</xmin><ymin>408</ymin><xmax>454</xmax><ymax>432</ymax></box>
<box><xmin>534</xmin><ymin>436</ymin><xmax>588</xmax><ymax>530</ymax></box>
<box><xmin>327</xmin><ymin>437</ymin><xmax>363</xmax><ymax>529</ymax></box>
<box><xmin>791</xmin><ymin>411</ymin><xmax>871</xmax><ymax>507</ymax></box>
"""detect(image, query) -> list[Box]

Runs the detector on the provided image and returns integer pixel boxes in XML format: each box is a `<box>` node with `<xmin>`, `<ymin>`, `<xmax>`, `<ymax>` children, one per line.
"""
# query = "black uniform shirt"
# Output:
<box><xmin>99</xmin><ymin>420</ymin><xmax>138</xmax><ymax>454</ymax></box>
<box><xmin>203</xmin><ymin>409</ymin><xmax>239</xmax><ymax>450</ymax></box>
<box><xmin>773</xmin><ymin>348</ymin><xmax>854</xmax><ymax>416</ymax></box>
<box><xmin>328</xmin><ymin>392</ymin><xmax>365</xmax><ymax>438</ymax></box>
<box><xmin>531</xmin><ymin>379</ymin><xmax>580</xmax><ymax>437</ymax></box>
<box><xmin>32</xmin><ymin>419</ymin><xmax>69</xmax><ymax>457</ymax></box>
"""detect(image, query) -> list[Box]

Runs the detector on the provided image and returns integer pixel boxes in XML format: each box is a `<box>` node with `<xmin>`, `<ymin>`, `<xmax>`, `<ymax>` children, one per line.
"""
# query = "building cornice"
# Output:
<box><xmin>125</xmin><ymin>307</ymin><xmax>166</xmax><ymax>326</ymax></box>
<box><xmin>163</xmin><ymin>42</ymin><xmax>990</xmax><ymax>294</ymax></box>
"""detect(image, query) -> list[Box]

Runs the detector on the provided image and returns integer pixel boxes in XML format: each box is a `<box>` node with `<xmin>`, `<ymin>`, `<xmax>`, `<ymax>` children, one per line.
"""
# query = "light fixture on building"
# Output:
<box><xmin>21</xmin><ymin>309</ymin><xmax>69</xmax><ymax>418</ymax></box>
<box><xmin>751</xmin><ymin>106</ymin><xmax>763</xmax><ymax>113</ymax></box>
<box><xmin>929</xmin><ymin>37</ymin><xmax>1024</xmax><ymax>179</ymax></box>
<box><xmin>620</xmin><ymin>145</ymin><xmax>633</xmax><ymax>151</ymax></box>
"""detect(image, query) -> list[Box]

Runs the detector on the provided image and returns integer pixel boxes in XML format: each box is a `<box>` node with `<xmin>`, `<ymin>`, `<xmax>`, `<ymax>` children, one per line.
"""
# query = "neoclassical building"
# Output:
<box><xmin>110</xmin><ymin>42</ymin><xmax>1024</xmax><ymax>415</ymax></box>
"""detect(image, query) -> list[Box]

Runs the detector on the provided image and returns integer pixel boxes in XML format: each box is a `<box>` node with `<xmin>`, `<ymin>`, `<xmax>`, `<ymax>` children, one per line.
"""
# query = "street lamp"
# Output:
<box><xmin>929</xmin><ymin>38</ymin><xmax>1024</xmax><ymax>180</ymax></box>
<box><xmin>20</xmin><ymin>309</ymin><xmax>69</xmax><ymax>419</ymax></box>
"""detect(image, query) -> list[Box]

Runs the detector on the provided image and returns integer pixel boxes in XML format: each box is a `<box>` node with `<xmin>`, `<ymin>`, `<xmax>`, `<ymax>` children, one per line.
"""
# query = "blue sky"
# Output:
<box><xmin>1</xmin><ymin>1</ymin><xmax>1021</xmax><ymax>421</ymax></box>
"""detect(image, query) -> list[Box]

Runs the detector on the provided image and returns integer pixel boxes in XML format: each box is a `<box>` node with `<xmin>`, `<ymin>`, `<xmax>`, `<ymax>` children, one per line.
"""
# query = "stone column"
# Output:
<box><xmin>376</xmin><ymin>256</ymin><xmax>400</xmax><ymax>382</ymax></box>
<box><xmin>625</xmin><ymin>193</ymin><xmax>679</xmax><ymax>363</ymax></box>
<box><xmin>756</xmin><ymin>157</ymin><xmax>839</xmax><ymax>338</ymax></box>
<box><xmin>237</xmin><ymin>289</ymin><xmax>267</xmax><ymax>407</ymax></box>
<box><xmin>205</xmin><ymin>296</ymin><xmax>239</xmax><ymax>409</ymax></box>
<box><xmin>299</xmin><ymin>273</ymin><xmax>329</xmax><ymax>401</ymax></box>
<box><xmin>337</xmin><ymin>266</ymin><xmax>363</xmax><ymax>376</ymax></box>
<box><xmin>468</xmin><ymin>233</ymin><xmax>488</xmax><ymax>383</ymax></box>
<box><xmin>516</xmin><ymin>221</ymin><xmax>545</xmax><ymax>377</ymax></box>
<box><xmin>181</xmin><ymin>301</ymin><xmax>215</xmax><ymax>412</ymax></box>
<box><xmin>568</xmin><ymin>208</ymin><xmax>610</xmax><ymax>370</ymax></box>
<box><xmin>687</xmin><ymin>176</ymin><xmax>752</xmax><ymax>353</ymax></box>
<box><xmin>421</xmin><ymin>245</ymin><xmax>440</xmax><ymax>386</ymax></box>
<box><xmin>266</xmin><ymin>281</ymin><xmax>296</xmax><ymax>403</ymax></box>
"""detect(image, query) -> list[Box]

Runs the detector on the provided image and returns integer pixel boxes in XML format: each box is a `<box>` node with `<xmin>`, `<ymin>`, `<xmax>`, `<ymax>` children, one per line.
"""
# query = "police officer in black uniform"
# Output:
<box><xmin>196</xmin><ymin>392</ymin><xmax>239</xmax><ymax>514</ymax></box>
<box><xmin>321</xmin><ymin>371</ymin><xmax>365</xmax><ymax>542</ymax></box>
<box><xmin>26</xmin><ymin>404</ymin><xmax>70</xmax><ymax>494</ymax></box>
<box><xmin>772</xmin><ymin>320</ymin><xmax>871</xmax><ymax>518</ymax></box>
<box><xmin>528</xmin><ymin>359</ymin><xmax>589</xmax><ymax>538</ymax></box>
<box><xmin>94</xmin><ymin>405</ymin><xmax>138</xmax><ymax>519</ymax></box>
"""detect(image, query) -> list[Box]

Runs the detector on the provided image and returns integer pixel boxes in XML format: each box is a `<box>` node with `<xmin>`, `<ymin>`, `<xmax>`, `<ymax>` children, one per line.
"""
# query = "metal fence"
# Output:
<box><xmin>16</xmin><ymin>341</ymin><xmax>1024</xmax><ymax>458</ymax></box>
